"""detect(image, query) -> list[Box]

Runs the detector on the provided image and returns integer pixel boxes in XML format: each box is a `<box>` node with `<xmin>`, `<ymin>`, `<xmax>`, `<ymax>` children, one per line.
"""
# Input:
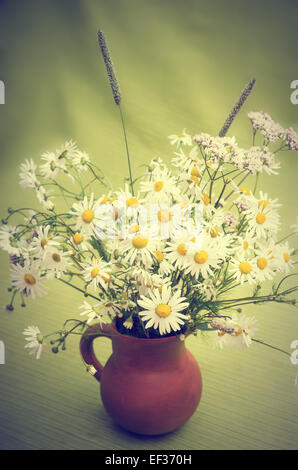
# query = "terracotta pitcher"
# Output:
<box><xmin>80</xmin><ymin>323</ymin><xmax>202</xmax><ymax>435</ymax></box>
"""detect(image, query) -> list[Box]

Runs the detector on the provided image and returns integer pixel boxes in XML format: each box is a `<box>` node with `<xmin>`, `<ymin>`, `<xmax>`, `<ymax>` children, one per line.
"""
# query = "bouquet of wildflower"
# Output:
<box><xmin>1</xmin><ymin>31</ymin><xmax>298</xmax><ymax>361</ymax></box>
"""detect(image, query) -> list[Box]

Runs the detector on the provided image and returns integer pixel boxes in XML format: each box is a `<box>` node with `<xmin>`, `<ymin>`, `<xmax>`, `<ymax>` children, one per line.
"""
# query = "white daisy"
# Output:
<box><xmin>23</xmin><ymin>326</ymin><xmax>44</xmax><ymax>359</ymax></box>
<box><xmin>274</xmin><ymin>241</ymin><xmax>295</xmax><ymax>274</ymax></box>
<box><xmin>168</xmin><ymin>129</ymin><xmax>192</xmax><ymax>147</ymax></box>
<box><xmin>137</xmin><ymin>285</ymin><xmax>189</xmax><ymax>335</ymax></box>
<box><xmin>153</xmin><ymin>249</ymin><xmax>173</xmax><ymax>275</ymax></box>
<box><xmin>11</xmin><ymin>261</ymin><xmax>46</xmax><ymax>298</ymax></box>
<box><xmin>71</xmin><ymin>151</ymin><xmax>90</xmax><ymax>171</ymax></box>
<box><xmin>254</xmin><ymin>242</ymin><xmax>277</xmax><ymax>281</ymax></box>
<box><xmin>43</xmin><ymin>248</ymin><xmax>71</xmax><ymax>278</ymax></box>
<box><xmin>31</xmin><ymin>225</ymin><xmax>59</xmax><ymax>258</ymax></box>
<box><xmin>213</xmin><ymin>314</ymin><xmax>258</xmax><ymax>350</ymax></box>
<box><xmin>184</xmin><ymin>238</ymin><xmax>221</xmax><ymax>280</ymax></box>
<box><xmin>245</xmin><ymin>204</ymin><xmax>280</xmax><ymax>239</ymax></box>
<box><xmin>19</xmin><ymin>159</ymin><xmax>38</xmax><ymax>189</ymax></box>
<box><xmin>172</xmin><ymin>146</ymin><xmax>202</xmax><ymax>171</ymax></box>
<box><xmin>119</xmin><ymin>230</ymin><xmax>157</xmax><ymax>267</ymax></box>
<box><xmin>229</xmin><ymin>256</ymin><xmax>256</xmax><ymax>285</ymax></box>
<box><xmin>79</xmin><ymin>301</ymin><xmax>103</xmax><ymax>325</ymax></box>
<box><xmin>83</xmin><ymin>258</ymin><xmax>111</xmax><ymax>291</ymax></box>
<box><xmin>0</xmin><ymin>225</ymin><xmax>24</xmax><ymax>256</ymax></box>
<box><xmin>164</xmin><ymin>237</ymin><xmax>193</xmax><ymax>269</ymax></box>
<box><xmin>140</xmin><ymin>167</ymin><xmax>180</xmax><ymax>204</ymax></box>
<box><xmin>71</xmin><ymin>193</ymin><xmax>100</xmax><ymax>237</ymax></box>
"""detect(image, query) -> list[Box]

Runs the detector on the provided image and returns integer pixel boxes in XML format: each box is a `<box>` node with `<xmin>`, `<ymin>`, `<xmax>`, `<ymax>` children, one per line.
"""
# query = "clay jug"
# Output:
<box><xmin>80</xmin><ymin>323</ymin><xmax>202</xmax><ymax>435</ymax></box>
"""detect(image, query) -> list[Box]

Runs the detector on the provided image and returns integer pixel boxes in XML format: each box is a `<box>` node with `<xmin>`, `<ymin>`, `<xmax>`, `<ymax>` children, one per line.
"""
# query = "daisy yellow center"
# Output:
<box><xmin>129</xmin><ymin>224</ymin><xmax>140</xmax><ymax>233</ymax></box>
<box><xmin>202</xmin><ymin>193</ymin><xmax>210</xmax><ymax>206</ymax></box>
<box><xmin>256</xmin><ymin>212</ymin><xmax>266</xmax><ymax>225</ymax></box>
<box><xmin>40</xmin><ymin>238</ymin><xmax>47</xmax><ymax>249</ymax></box>
<box><xmin>158</xmin><ymin>210</ymin><xmax>172</xmax><ymax>223</ymax></box>
<box><xmin>126</xmin><ymin>197</ymin><xmax>139</xmax><ymax>207</ymax></box>
<box><xmin>257</xmin><ymin>257</ymin><xmax>267</xmax><ymax>270</ymax></box>
<box><xmin>232</xmin><ymin>324</ymin><xmax>243</xmax><ymax>336</ymax></box>
<box><xmin>155</xmin><ymin>304</ymin><xmax>171</xmax><ymax>318</ymax></box>
<box><xmin>225</xmin><ymin>146</ymin><xmax>232</xmax><ymax>153</ymax></box>
<box><xmin>191</xmin><ymin>167</ymin><xmax>201</xmax><ymax>178</ymax></box>
<box><xmin>91</xmin><ymin>267</ymin><xmax>99</xmax><ymax>278</ymax></box>
<box><xmin>132</xmin><ymin>236</ymin><xmax>148</xmax><ymax>249</ymax></box>
<box><xmin>283</xmin><ymin>252</ymin><xmax>290</xmax><ymax>263</ymax></box>
<box><xmin>102</xmin><ymin>274</ymin><xmax>112</xmax><ymax>283</ymax></box>
<box><xmin>154</xmin><ymin>250</ymin><xmax>164</xmax><ymax>263</ymax></box>
<box><xmin>194</xmin><ymin>250</ymin><xmax>208</xmax><ymax>264</ymax></box>
<box><xmin>24</xmin><ymin>273</ymin><xmax>36</xmax><ymax>285</ymax></box>
<box><xmin>100</xmin><ymin>195</ymin><xmax>110</xmax><ymax>204</ymax></box>
<box><xmin>177</xmin><ymin>243</ymin><xmax>187</xmax><ymax>256</ymax></box>
<box><xmin>178</xmin><ymin>133</ymin><xmax>185</xmax><ymax>138</ymax></box>
<box><xmin>190</xmin><ymin>175</ymin><xmax>199</xmax><ymax>185</ymax></box>
<box><xmin>209</xmin><ymin>226</ymin><xmax>218</xmax><ymax>238</ymax></box>
<box><xmin>243</xmin><ymin>241</ymin><xmax>249</xmax><ymax>250</ymax></box>
<box><xmin>258</xmin><ymin>200</ymin><xmax>270</xmax><ymax>210</ymax></box>
<box><xmin>82</xmin><ymin>209</ymin><xmax>94</xmax><ymax>223</ymax></box>
<box><xmin>154</xmin><ymin>181</ymin><xmax>164</xmax><ymax>192</ymax></box>
<box><xmin>52</xmin><ymin>253</ymin><xmax>61</xmax><ymax>262</ymax></box>
<box><xmin>240</xmin><ymin>186</ymin><xmax>250</xmax><ymax>196</ymax></box>
<box><xmin>73</xmin><ymin>233</ymin><xmax>84</xmax><ymax>245</ymax></box>
<box><xmin>239</xmin><ymin>261</ymin><xmax>251</xmax><ymax>274</ymax></box>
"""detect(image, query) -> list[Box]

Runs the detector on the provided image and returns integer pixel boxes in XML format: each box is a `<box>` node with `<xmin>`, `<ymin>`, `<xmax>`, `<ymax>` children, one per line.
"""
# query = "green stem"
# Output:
<box><xmin>119</xmin><ymin>106</ymin><xmax>134</xmax><ymax>196</ymax></box>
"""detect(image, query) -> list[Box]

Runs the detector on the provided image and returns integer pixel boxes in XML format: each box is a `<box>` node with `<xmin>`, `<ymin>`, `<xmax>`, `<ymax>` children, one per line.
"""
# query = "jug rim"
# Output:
<box><xmin>110</xmin><ymin>322</ymin><xmax>186</xmax><ymax>343</ymax></box>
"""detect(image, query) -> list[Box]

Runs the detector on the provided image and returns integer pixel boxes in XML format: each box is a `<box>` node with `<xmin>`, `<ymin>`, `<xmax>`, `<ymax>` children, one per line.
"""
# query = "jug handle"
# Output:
<box><xmin>80</xmin><ymin>322</ymin><xmax>114</xmax><ymax>382</ymax></box>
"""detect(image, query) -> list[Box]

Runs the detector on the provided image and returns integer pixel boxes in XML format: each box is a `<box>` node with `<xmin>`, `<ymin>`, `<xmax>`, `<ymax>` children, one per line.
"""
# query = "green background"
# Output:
<box><xmin>0</xmin><ymin>0</ymin><xmax>298</xmax><ymax>450</ymax></box>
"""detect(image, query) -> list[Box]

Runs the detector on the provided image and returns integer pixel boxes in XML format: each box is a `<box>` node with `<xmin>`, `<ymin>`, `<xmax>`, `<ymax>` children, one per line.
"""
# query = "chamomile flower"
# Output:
<box><xmin>79</xmin><ymin>301</ymin><xmax>103</xmax><ymax>325</ymax></box>
<box><xmin>11</xmin><ymin>261</ymin><xmax>46</xmax><ymax>298</ymax></box>
<box><xmin>254</xmin><ymin>242</ymin><xmax>277</xmax><ymax>281</ymax></box>
<box><xmin>43</xmin><ymin>249</ymin><xmax>71</xmax><ymax>278</ymax></box>
<box><xmin>83</xmin><ymin>258</ymin><xmax>111</xmax><ymax>291</ymax></box>
<box><xmin>168</xmin><ymin>129</ymin><xmax>192</xmax><ymax>147</ymax></box>
<box><xmin>71</xmin><ymin>151</ymin><xmax>90</xmax><ymax>171</ymax></box>
<box><xmin>213</xmin><ymin>314</ymin><xmax>258</xmax><ymax>350</ymax></box>
<box><xmin>164</xmin><ymin>237</ymin><xmax>193</xmax><ymax>269</ymax></box>
<box><xmin>119</xmin><ymin>230</ymin><xmax>157</xmax><ymax>267</ymax></box>
<box><xmin>115</xmin><ymin>183</ymin><xmax>142</xmax><ymax>217</ymax></box>
<box><xmin>274</xmin><ymin>242</ymin><xmax>295</xmax><ymax>274</ymax></box>
<box><xmin>70</xmin><ymin>232</ymin><xmax>92</xmax><ymax>252</ymax></box>
<box><xmin>245</xmin><ymin>204</ymin><xmax>280</xmax><ymax>239</ymax></box>
<box><xmin>140</xmin><ymin>167</ymin><xmax>180</xmax><ymax>204</ymax></box>
<box><xmin>19</xmin><ymin>159</ymin><xmax>38</xmax><ymax>189</ymax></box>
<box><xmin>0</xmin><ymin>225</ymin><xmax>24</xmax><ymax>256</ymax></box>
<box><xmin>184</xmin><ymin>238</ymin><xmax>221</xmax><ymax>280</ymax></box>
<box><xmin>153</xmin><ymin>249</ymin><xmax>173</xmax><ymax>275</ymax></box>
<box><xmin>23</xmin><ymin>326</ymin><xmax>44</xmax><ymax>359</ymax></box>
<box><xmin>137</xmin><ymin>285</ymin><xmax>189</xmax><ymax>335</ymax></box>
<box><xmin>172</xmin><ymin>146</ymin><xmax>201</xmax><ymax>171</ymax></box>
<box><xmin>31</xmin><ymin>225</ymin><xmax>59</xmax><ymax>258</ymax></box>
<box><xmin>229</xmin><ymin>256</ymin><xmax>256</xmax><ymax>285</ymax></box>
<box><xmin>235</xmin><ymin>233</ymin><xmax>257</xmax><ymax>258</ymax></box>
<box><xmin>71</xmin><ymin>193</ymin><xmax>100</xmax><ymax>237</ymax></box>
<box><xmin>40</xmin><ymin>152</ymin><xmax>66</xmax><ymax>180</ymax></box>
